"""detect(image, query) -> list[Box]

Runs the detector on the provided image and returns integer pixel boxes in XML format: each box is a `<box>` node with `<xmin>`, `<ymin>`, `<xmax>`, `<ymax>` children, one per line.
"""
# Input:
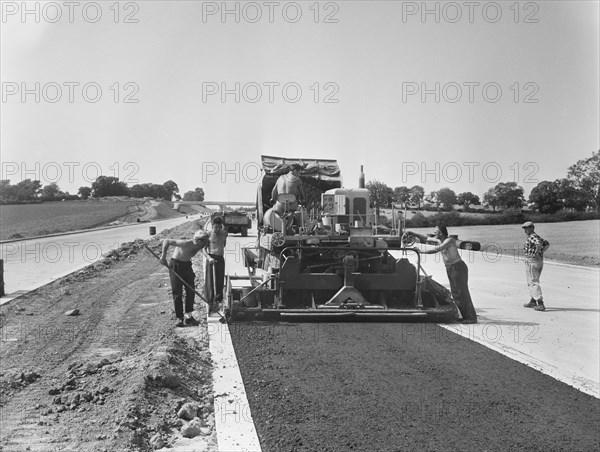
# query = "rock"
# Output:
<box><xmin>177</xmin><ymin>403</ymin><xmax>199</xmax><ymax>420</ymax></box>
<box><xmin>149</xmin><ymin>433</ymin><xmax>165</xmax><ymax>449</ymax></box>
<box><xmin>49</xmin><ymin>388</ymin><xmax>61</xmax><ymax>395</ymax></box>
<box><xmin>200</xmin><ymin>426</ymin><xmax>212</xmax><ymax>436</ymax></box>
<box><xmin>146</xmin><ymin>369</ymin><xmax>180</xmax><ymax>389</ymax></box>
<box><xmin>97</xmin><ymin>358</ymin><xmax>111</xmax><ymax>368</ymax></box>
<box><xmin>65</xmin><ymin>309</ymin><xmax>80</xmax><ymax>316</ymax></box>
<box><xmin>21</xmin><ymin>371</ymin><xmax>41</xmax><ymax>383</ymax></box>
<box><xmin>181</xmin><ymin>418</ymin><xmax>203</xmax><ymax>438</ymax></box>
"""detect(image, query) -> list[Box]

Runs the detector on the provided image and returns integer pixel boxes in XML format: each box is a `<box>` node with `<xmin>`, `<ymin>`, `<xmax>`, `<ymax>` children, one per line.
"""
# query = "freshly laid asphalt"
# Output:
<box><xmin>230</xmin><ymin>321</ymin><xmax>599</xmax><ymax>452</ymax></box>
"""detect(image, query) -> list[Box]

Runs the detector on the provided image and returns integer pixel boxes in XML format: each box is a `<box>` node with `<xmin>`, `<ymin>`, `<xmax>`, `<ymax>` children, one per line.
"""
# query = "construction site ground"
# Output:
<box><xmin>1</xmin><ymin>220</ymin><xmax>599</xmax><ymax>451</ymax></box>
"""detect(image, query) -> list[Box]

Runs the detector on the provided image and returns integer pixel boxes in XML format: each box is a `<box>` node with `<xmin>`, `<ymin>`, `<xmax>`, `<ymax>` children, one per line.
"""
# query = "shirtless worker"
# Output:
<box><xmin>160</xmin><ymin>230</ymin><xmax>211</xmax><ymax>327</ymax></box>
<box><xmin>270</xmin><ymin>163</ymin><xmax>305</xmax><ymax>214</ymax></box>
<box><xmin>407</xmin><ymin>225</ymin><xmax>477</xmax><ymax>323</ymax></box>
<box><xmin>207</xmin><ymin>216</ymin><xmax>228</xmax><ymax>304</ymax></box>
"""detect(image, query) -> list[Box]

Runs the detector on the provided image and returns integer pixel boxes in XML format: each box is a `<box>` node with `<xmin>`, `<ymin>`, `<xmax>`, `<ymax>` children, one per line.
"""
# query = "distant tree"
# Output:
<box><xmin>425</xmin><ymin>190</ymin><xmax>438</xmax><ymax>207</ymax></box>
<box><xmin>129</xmin><ymin>183</ymin><xmax>148</xmax><ymax>198</ymax></box>
<box><xmin>436</xmin><ymin>187</ymin><xmax>457</xmax><ymax>210</ymax></box>
<box><xmin>555</xmin><ymin>178</ymin><xmax>588</xmax><ymax>211</ymax></box>
<box><xmin>366</xmin><ymin>180</ymin><xmax>393</xmax><ymax>217</ymax></box>
<box><xmin>182</xmin><ymin>187</ymin><xmax>205</xmax><ymax>202</ymax></box>
<box><xmin>483</xmin><ymin>187</ymin><xmax>499</xmax><ymax>211</ymax></box>
<box><xmin>0</xmin><ymin>180</ymin><xmax>15</xmax><ymax>202</ymax></box>
<box><xmin>162</xmin><ymin>180</ymin><xmax>179</xmax><ymax>201</ymax></box>
<box><xmin>393</xmin><ymin>186</ymin><xmax>411</xmax><ymax>206</ymax></box>
<box><xmin>91</xmin><ymin>176</ymin><xmax>129</xmax><ymax>197</ymax></box>
<box><xmin>41</xmin><ymin>182</ymin><xmax>63</xmax><ymax>201</ymax></box>
<box><xmin>13</xmin><ymin>179</ymin><xmax>42</xmax><ymax>201</ymax></box>
<box><xmin>493</xmin><ymin>182</ymin><xmax>525</xmax><ymax>209</ymax></box>
<box><xmin>409</xmin><ymin>185</ymin><xmax>425</xmax><ymax>208</ymax></box>
<box><xmin>529</xmin><ymin>181</ymin><xmax>562</xmax><ymax>214</ymax></box>
<box><xmin>457</xmin><ymin>192</ymin><xmax>480</xmax><ymax>208</ymax></box>
<box><xmin>567</xmin><ymin>150</ymin><xmax>599</xmax><ymax>210</ymax></box>
<box><xmin>78</xmin><ymin>186</ymin><xmax>92</xmax><ymax>200</ymax></box>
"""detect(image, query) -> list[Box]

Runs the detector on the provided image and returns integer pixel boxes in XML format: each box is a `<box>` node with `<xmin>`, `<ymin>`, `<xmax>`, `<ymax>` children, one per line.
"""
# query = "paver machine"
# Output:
<box><xmin>221</xmin><ymin>155</ymin><xmax>462</xmax><ymax>322</ymax></box>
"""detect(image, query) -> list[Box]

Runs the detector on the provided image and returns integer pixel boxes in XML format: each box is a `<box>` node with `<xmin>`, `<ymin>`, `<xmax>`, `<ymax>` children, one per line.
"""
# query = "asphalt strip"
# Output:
<box><xmin>439</xmin><ymin>321</ymin><xmax>599</xmax><ymax>398</ymax></box>
<box><xmin>207</xmin><ymin>313</ymin><xmax>262</xmax><ymax>452</ymax></box>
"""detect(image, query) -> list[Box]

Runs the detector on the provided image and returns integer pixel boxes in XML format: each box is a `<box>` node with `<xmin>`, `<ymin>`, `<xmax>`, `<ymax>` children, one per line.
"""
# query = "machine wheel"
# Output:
<box><xmin>271</xmin><ymin>232</ymin><xmax>285</xmax><ymax>247</ymax></box>
<box><xmin>242</xmin><ymin>228</ymin><xmax>248</xmax><ymax>237</ymax></box>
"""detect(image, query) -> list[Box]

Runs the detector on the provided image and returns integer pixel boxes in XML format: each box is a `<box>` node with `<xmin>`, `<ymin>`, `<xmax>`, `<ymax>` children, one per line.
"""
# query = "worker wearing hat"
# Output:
<box><xmin>521</xmin><ymin>221</ymin><xmax>550</xmax><ymax>311</ymax></box>
<box><xmin>160</xmin><ymin>230</ymin><xmax>211</xmax><ymax>327</ymax></box>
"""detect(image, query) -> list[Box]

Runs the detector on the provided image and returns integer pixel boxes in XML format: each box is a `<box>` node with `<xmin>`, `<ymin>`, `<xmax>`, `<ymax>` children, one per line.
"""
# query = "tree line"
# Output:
<box><xmin>366</xmin><ymin>151</ymin><xmax>599</xmax><ymax>214</ymax></box>
<box><xmin>0</xmin><ymin>176</ymin><xmax>207</xmax><ymax>204</ymax></box>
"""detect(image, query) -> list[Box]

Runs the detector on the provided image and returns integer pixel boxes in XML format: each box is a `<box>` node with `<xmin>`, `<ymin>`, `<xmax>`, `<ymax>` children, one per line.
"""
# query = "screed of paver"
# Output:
<box><xmin>207</xmin><ymin>314</ymin><xmax>262</xmax><ymax>452</ymax></box>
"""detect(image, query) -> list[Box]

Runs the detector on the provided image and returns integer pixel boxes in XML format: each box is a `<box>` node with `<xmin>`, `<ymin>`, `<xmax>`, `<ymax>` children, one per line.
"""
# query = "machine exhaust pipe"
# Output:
<box><xmin>359</xmin><ymin>165</ymin><xmax>365</xmax><ymax>188</ymax></box>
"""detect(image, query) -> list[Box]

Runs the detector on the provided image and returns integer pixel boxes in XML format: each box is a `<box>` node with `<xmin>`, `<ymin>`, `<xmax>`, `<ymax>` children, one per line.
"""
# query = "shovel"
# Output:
<box><xmin>144</xmin><ymin>244</ymin><xmax>227</xmax><ymax>324</ymax></box>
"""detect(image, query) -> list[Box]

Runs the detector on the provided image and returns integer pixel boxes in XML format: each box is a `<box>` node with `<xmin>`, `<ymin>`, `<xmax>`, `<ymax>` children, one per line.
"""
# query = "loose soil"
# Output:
<box><xmin>0</xmin><ymin>221</ymin><xmax>217</xmax><ymax>452</ymax></box>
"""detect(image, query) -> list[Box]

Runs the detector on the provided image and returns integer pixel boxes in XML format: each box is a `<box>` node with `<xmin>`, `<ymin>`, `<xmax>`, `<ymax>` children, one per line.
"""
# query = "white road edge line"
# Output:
<box><xmin>207</xmin><ymin>314</ymin><xmax>262</xmax><ymax>452</ymax></box>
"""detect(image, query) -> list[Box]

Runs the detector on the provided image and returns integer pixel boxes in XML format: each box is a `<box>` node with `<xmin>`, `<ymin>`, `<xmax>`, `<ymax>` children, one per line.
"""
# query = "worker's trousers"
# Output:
<box><xmin>209</xmin><ymin>254</ymin><xmax>225</xmax><ymax>301</ymax></box>
<box><xmin>446</xmin><ymin>260</ymin><xmax>477</xmax><ymax>322</ymax></box>
<box><xmin>168</xmin><ymin>258</ymin><xmax>195</xmax><ymax>319</ymax></box>
<box><xmin>525</xmin><ymin>257</ymin><xmax>544</xmax><ymax>302</ymax></box>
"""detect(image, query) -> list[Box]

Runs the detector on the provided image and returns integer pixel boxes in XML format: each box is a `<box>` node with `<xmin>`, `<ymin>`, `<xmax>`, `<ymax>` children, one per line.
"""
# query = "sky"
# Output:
<box><xmin>1</xmin><ymin>0</ymin><xmax>598</xmax><ymax>203</ymax></box>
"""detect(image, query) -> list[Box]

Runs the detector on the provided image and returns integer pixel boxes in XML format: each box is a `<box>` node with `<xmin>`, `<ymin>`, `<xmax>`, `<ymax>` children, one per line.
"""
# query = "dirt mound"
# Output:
<box><xmin>0</xmin><ymin>220</ymin><xmax>216</xmax><ymax>451</ymax></box>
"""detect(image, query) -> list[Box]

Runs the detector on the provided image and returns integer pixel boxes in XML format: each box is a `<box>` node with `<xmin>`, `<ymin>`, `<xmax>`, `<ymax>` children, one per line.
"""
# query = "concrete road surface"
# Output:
<box><xmin>0</xmin><ymin>216</ymin><xmax>195</xmax><ymax>301</ymax></box>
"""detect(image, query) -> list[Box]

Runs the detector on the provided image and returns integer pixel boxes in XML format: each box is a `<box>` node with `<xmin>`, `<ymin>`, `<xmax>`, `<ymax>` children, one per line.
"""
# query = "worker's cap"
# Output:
<box><xmin>212</xmin><ymin>216</ymin><xmax>223</xmax><ymax>225</ymax></box>
<box><xmin>193</xmin><ymin>230</ymin><xmax>210</xmax><ymax>241</ymax></box>
<box><xmin>521</xmin><ymin>221</ymin><xmax>535</xmax><ymax>228</ymax></box>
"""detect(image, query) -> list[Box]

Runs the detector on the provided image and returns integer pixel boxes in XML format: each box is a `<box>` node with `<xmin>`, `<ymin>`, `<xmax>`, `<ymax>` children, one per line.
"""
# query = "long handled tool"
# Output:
<box><xmin>144</xmin><ymin>244</ymin><xmax>227</xmax><ymax>324</ymax></box>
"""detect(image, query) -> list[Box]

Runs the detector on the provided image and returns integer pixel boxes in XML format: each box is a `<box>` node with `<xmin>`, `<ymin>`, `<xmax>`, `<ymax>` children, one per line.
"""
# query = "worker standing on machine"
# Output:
<box><xmin>270</xmin><ymin>164</ymin><xmax>305</xmax><ymax>214</ymax></box>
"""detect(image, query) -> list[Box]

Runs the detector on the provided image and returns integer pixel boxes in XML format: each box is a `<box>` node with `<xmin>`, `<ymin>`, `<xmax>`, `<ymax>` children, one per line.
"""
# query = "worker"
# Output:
<box><xmin>160</xmin><ymin>230</ymin><xmax>211</xmax><ymax>327</ymax></box>
<box><xmin>407</xmin><ymin>226</ymin><xmax>477</xmax><ymax>324</ymax></box>
<box><xmin>521</xmin><ymin>221</ymin><xmax>550</xmax><ymax>311</ymax></box>
<box><xmin>207</xmin><ymin>216</ymin><xmax>228</xmax><ymax>304</ymax></box>
<box><xmin>270</xmin><ymin>164</ymin><xmax>305</xmax><ymax>214</ymax></box>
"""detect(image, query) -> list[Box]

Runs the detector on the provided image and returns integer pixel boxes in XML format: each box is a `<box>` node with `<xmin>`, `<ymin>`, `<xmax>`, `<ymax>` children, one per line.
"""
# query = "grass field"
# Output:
<box><xmin>410</xmin><ymin>220</ymin><xmax>600</xmax><ymax>267</ymax></box>
<box><xmin>0</xmin><ymin>200</ymin><xmax>139</xmax><ymax>240</ymax></box>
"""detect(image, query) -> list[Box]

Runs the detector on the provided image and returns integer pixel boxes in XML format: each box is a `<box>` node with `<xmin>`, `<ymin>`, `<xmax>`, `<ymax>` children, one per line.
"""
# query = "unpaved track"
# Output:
<box><xmin>230</xmin><ymin>322</ymin><xmax>600</xmax><ymax>452</ymax></box>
